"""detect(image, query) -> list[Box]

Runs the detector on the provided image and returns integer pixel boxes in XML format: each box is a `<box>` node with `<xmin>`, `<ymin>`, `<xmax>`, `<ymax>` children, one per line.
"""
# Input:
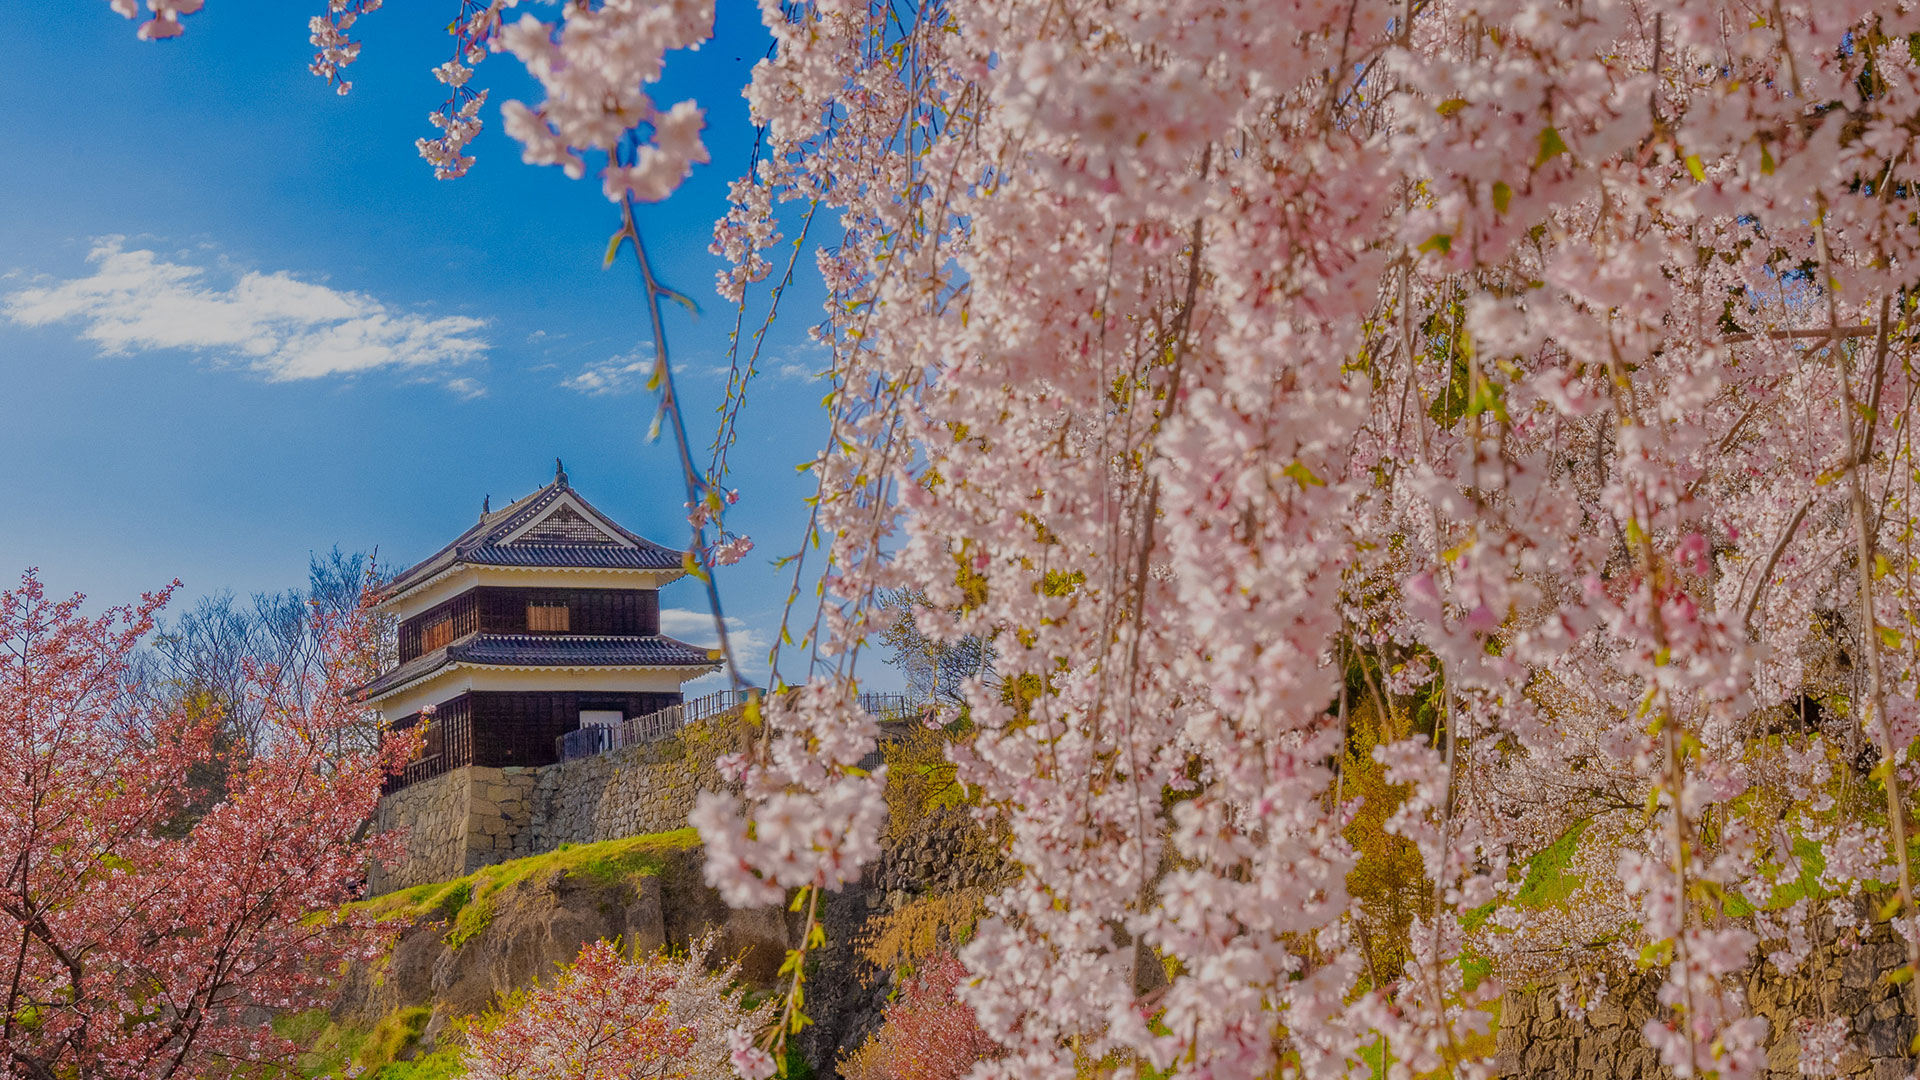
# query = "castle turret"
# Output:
<box><xmin>365</xmin><ymin>464</ymin><xmax>718</xmax><ymax>787</ymax></box>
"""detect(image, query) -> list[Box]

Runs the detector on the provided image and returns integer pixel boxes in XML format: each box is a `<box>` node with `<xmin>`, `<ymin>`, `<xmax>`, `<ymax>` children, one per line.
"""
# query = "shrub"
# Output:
<box><xmin>462</xmin><ymin>936</ymin><xmax>770</xmax><ymax>1080</ymax></box>
<box><xmin>841</xmin><ymin>952</ymin><xmax>998</xmax><ymax>1080</ymax></box>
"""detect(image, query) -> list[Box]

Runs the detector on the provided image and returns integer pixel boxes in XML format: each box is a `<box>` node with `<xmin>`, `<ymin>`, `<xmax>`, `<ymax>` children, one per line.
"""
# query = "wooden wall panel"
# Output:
<box><xmin>466</xmin><ymin>690</ymin><xmax>681</xmax><ymax>768</ymax></box>
<box><xmin>398</xmin><ymin>594</ymin><xmax>478</xmax><ymax>663</ymax></box>
<box><xmin>470</xmin><ymin>588</ymin><xmax>661</xmax><ymax>636</ymax></box>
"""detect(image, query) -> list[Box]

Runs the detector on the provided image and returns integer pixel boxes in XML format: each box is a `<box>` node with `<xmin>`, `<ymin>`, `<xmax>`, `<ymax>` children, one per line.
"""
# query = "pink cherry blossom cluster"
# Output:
<box><xmin>690</xmin><ymin>680</ymin><xmax>884</xmax><ymax>907</ymax></box>
<box><xmin>0</xmin><ymin>571</ymin><xmax>406</xmax><ymax>1078</ymax></box>
<box><xmin>307</xmin><ymin>0</ymin><xmax>382</xmax><ymax>95</ymax></box>
<box><xmin>1796</xmin><ymin>1015</ymin><xmax>1853</xmax><ymax>1078</ymax></box>
<box><xmin>493</xmin><ymin>0</ymin><xmax>714</xmax><ymax>201</ymax></box>
<box><xmin>415</xmin><ymin>1</ymin><xmax>502</xmax><ymax>178</ymax></box>
<box><xmin>462</xmin><ymin>935</ymin><xmax>770</xmax><ymax>1080</ymax></box>
<box><xmin>105</xmin><ymin>0</ymin><xmax>202</xmax><ymax>40</ymax></box>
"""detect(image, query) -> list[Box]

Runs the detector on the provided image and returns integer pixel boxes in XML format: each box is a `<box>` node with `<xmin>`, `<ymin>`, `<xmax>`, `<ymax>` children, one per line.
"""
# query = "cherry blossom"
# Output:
<box><xmin>105</xmin><ymin>0</ymin><xmax>203</xmax><ymax>40</ymax></box>
<box><xmin>0</xmin><ymin>570</ymin><xmax>405</xmax><ymax>1079</ymax></box>
<box><xmin>463</xmin><ymin>936</ymin><xmax>770</xmax><ymax>1080</ymax></box>
<box><xmin>112</xmin><ymin>0</ymin><xmax>1920</xmax><ymax>1075</ymax></box>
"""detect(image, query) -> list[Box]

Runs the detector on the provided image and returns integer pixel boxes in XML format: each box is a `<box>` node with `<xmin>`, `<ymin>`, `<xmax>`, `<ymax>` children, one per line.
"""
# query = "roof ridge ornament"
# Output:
<box><xmin>481</xmin><ymin>494</ymin><xmax>490</xmax><ymax>517</ymax></box>
<box><xmin>554</xmin><ymin>458</ymin><xmax>569</xmax><ymax>488</ymax></box>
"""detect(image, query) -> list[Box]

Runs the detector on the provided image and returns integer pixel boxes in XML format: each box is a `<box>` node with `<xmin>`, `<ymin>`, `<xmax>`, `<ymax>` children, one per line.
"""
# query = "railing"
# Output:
<box><xmin>382</xmin><ymin>702</ymin><xmax>475</xmax><ymax>795</ymax></box>
<box><xmin>385</xmin><ymin>751</ymin><xmax>450</xmax><ymax>793</ymax></box>
<box><xmin>858</xmin><ymin>692</ymin><xmax>927</xmax><ymax>723</ymax></box>
<box><xmin>557</xmin><ymin>689</ymin><xmax>756</xmax><ymax>761</ymax></box>
<box><xmin>555</xmin><ymin>688</ymin><xmax>930</xmax><ymax>763</ymax></box>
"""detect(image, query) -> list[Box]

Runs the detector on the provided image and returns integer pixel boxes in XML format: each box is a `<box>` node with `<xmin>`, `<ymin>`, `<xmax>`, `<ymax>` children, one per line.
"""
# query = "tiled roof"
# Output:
<box><xmin>361</xmin><ymin>632</ymin><xmax>719</xmax><ymax>701</ymax></box>
<box><xmin>386</xmin><ymin>476</ymin><xmax>685</xmax><ymax>599</ymax></box>
<box><xmin>456</xmin><ymin>544</ymin><xmax>684</xmax><ymax>570</ymax></box>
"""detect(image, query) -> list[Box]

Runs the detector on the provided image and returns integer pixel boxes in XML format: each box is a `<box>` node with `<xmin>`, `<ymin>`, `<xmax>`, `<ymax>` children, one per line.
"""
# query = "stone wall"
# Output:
<box><xmin>370</xmin><ymin>766</ymin><xmax>540</xmax><ymax>893</ymax></box>
<box><xmin>369</xmin><ymin>769</ymin><xmax>468</xmax><ymax>893</ymax></box>
<box><xmin>513</xmin><ymin>718</ymin><xmax>735</xmax><ymax>856</ymax></box>
<box><xmin>463</xmin><ymin>767</ymin><xmax>538</xmax><ymax>871</ymax></box>
<box><xmin>372</xmin><ymin>720</ymin><xmax>738</xmax><ymax>893</ymax></box>
<box><xmin>1496</xmin><ymin>918</ymin><xmax>1915</xmax><ymax>1079</ymax></box>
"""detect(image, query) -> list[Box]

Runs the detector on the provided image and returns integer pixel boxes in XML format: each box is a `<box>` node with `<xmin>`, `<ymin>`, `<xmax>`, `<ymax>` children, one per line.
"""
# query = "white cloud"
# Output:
<box><xmin>4</xmin><ymin>238</ymin><xmax>490</xmax><ymax>387</ymax></box>
<box><xmin>562</xmin><ymin>348</ymin><xmax>654</xmax><ymax>395</ymax></box>
<box><xmin>444</xmin><ymin>377</ymin><xmax>488</xmax><ymax>400</ymax></box>
<box><xmin>661</xmin><ymin>607</ymin><xmax>771</xmax><ymax>688</ymax></box>
<box><xmin>567</xmin><ymin>347</ymin><xmax>821</xmax><ymax>396</ymax></box>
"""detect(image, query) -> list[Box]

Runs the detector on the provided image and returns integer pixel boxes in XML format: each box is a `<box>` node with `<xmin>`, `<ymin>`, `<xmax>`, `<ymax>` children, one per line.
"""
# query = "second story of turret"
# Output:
<box><xmin>376</xmin><ymin>459</ymin><xmax>691</xmax><ymax>663</ymax></box>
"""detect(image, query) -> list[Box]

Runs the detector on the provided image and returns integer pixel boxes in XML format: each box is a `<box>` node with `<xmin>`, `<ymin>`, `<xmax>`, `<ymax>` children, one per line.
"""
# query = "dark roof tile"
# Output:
<box><xmin>385</xmin><ymin>479</ymin><xmax>686</xmax><ymax>598</ymax></box>
<box><xmin>362</xmin><ymin>632</ymin><xmax>718</xmax><ymax>702</ymax></box>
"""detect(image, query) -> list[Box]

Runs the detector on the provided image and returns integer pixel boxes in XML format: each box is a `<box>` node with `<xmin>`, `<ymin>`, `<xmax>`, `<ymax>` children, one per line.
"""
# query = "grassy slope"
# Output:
<box><xmin>353</xmin><ymin>827</ymin><xmax>702</xmax><ymax>947</ymax></box>
<box><xmin>285</xmin><ymin>828</ymin><xmax>704</xmax><ymax>1079</ymax></box>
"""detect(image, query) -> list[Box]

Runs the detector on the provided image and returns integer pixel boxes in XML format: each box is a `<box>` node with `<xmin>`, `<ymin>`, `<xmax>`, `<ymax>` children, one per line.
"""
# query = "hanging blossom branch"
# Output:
<box><xmin>113</xmin><ymin>1</ymin><xmax>1920</xmax><ymax>1078</ymax></box>
<box><xmin>307</xmin><ymin>0</ymin><xmax>384</xmax><ymax>94</ymax></box>
<box><xmin>414</xmin><ymin>0</ymin><xmax>501</xmax><ymax>175</ymax></box>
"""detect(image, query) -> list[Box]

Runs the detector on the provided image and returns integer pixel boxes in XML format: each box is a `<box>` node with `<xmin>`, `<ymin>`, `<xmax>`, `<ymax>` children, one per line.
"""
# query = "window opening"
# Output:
<box><xmin>528</xmin><ymin>600</ymin><xmax>570</xmax><ymax>632</ymax></box>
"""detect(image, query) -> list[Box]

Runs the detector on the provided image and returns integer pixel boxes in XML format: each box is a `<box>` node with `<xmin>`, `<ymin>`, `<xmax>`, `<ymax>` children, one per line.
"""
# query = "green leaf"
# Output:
<box><xmin>1535</xmin><ymin>126</ymin><xmax>1570</xmax><ymax>167</ymax></box>
<box><xmin>1491</xmin><ymin>180</ymin><xmax>1512</xmax><ymax>215</ymax></box>
<box><xmin>1637</xmin><ymin>940</ymin><xmax>1672</xmax><ymax>969</ymax></box>
<box><xmin>603</xmin><ymin>230</ymin><xmax>627</xmax><ymax>268</ymax></box>
<box><xmin>1878</xmin><ymin>624</ymin><xmax>1905</xmax><ymax>650</ymax></box>
<box><xmin>1283</xmin><ymin>461</ymin><xmax>1326</xmax><ymax>488</ymax></box>
<box><xmin>646</xmin><ymin>361</ymin><xmax>665</xmax><ymax>392</ymax></box>
<box><xmin>1417</xmin><ymin>233</ymin><xmax>1453</xmax><ymax>255</ymax></box>
<box><xmin>1760</xmin><ymin>144</ymin><xmax>1776</xmax><ymax>176</ymax></box>
<box><xmin>659</xmin><ymin>286</ymin><xmax>701</xmax><ymax>317</ymax></box>
<box><xmin>1436</xmin><ymin>97</ymin><xmax>1468</xmax><ymax>117</ymax></box>
<box><xmin>1684</xmin><ymin>154</ymin><xmax>1706</xmax><ymax>181</ymax></box>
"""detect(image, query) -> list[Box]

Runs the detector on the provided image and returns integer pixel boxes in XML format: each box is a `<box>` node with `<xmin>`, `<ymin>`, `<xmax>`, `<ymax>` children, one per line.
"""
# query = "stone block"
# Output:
<box><xmin>1865</xmin><ymin>1015</ymin><xmax>1915</xmax><ymax>1058</ymax></box>
<box><xmin>1844</xmin><ymin>949</ymin><xmax>1880</xmax><ymax>989</ymax></box>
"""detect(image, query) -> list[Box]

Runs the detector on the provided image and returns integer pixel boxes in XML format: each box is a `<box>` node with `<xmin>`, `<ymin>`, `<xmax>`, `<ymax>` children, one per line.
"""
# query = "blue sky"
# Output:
<box><xmin>0</xmin><ymin>4</ymin><xmax>847</xmax><ymax>686</ymax></box>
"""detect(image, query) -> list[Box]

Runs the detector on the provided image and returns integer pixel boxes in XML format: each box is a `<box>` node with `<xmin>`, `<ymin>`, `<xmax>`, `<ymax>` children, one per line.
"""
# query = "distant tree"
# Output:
<box><xmin>147</xmin><ymin>547</ymin><xmax>393</xmax><ymax>764</ymax></box>
<box><xmin>0</xmin><ymin>570</ymin><xmax>405</xmax><ymax>1080</ymax></box>
<box><xmin>876</xmin><ymin>590</ymin><xmax>993</xmax><ymax>712</ymax></box>
<box><xmin>462</xmin><ymin>937</ymin><xmax>772</xmax><ymax>1080</ymax></box>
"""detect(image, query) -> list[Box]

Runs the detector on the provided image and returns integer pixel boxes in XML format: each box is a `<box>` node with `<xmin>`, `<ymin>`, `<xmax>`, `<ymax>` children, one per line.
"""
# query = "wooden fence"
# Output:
<box><xmin>556</xmin><ymin>688</ymin><xmax>757</xmax><ymax>761</ymax></box>
<box><xmin>554</xmin><ymin>688</ymin><xmax>930</xmax><ymax>762</ymax></box>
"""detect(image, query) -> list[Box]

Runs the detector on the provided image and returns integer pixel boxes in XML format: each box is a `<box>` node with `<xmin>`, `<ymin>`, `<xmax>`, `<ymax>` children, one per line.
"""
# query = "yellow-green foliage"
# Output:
<box><xmin>353</xmin><ymin>829</ymin><xmax>701</xmax><ymax>947</ymax></box>
<box><xmin>361</xmin><ymin>1008</ymin><xmax>433</xmax><ymax>1071</ymax></box>
<box><xmin>858</xmin><ymin>888</ymin><xmax>987</xmax><ymax>973</ymax></box>
<box><xmin>1340</xmin><ymin>701</ymin><xmax>1428</xmax><ymax>984</ymax></box>
<box><xmin>366</xmin><ymin>1047</ymin><xmax>464</xmax><ymax>1080</ymax></box>
<box><xmin>882</xmin><ymin>726</ymin><xmax>974</xmax><ymax>846</ymax></box>
<box><xmin>277</xmin><ymin>1006</ymin><xmax>461</xmax><ymax>1080</ymax></box>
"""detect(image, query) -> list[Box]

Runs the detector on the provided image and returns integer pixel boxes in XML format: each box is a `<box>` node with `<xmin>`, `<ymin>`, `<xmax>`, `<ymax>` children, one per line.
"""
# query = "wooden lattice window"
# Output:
<box><xmin>527</xmin><ymin>600</ymin><xmax>571</xmax><ymax>632</ymax></box>
<box><xmin>421</xmin><ymin>616</ymin><xmax>455</xmax><ymax>652</ymax></box>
